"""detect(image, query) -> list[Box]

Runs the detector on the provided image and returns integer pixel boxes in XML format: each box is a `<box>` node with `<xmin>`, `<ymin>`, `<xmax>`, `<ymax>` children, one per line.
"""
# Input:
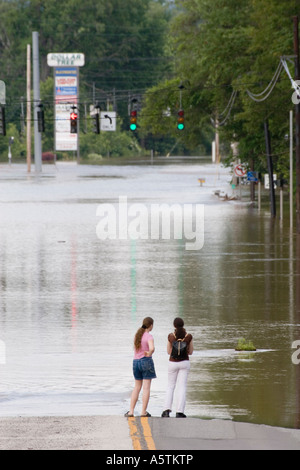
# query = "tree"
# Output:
<box><xmin>0</xmin><ymin>0</ymin><xmax>172</xmax><ymax>158</ymax></box>
<box><xmin>140</xmin><ymin>0</ymin><xmax>299</xmax><ymax>174</ymax></box>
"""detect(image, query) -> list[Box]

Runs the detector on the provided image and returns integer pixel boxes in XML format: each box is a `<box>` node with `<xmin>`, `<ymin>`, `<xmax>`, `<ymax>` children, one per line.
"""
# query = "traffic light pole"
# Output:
<box><xmin>32</xmin><ymin>32</ymin><xmax>42</xmax><ymax>174</ymax></box>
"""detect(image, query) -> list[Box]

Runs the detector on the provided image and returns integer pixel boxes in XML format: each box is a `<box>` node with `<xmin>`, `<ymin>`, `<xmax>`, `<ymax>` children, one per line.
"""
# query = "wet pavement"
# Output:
<box><xmin>0</xmin><ymin>415</ymin><xmax>300</xmax><ymax>450</ymax></box>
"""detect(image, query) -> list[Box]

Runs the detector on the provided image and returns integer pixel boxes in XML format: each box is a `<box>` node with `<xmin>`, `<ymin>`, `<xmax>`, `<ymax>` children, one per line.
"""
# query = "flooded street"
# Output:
<box><xmin>0</xmin><ymin>161</ymin><xmax>300</xmax><ymax>429</ymax></box>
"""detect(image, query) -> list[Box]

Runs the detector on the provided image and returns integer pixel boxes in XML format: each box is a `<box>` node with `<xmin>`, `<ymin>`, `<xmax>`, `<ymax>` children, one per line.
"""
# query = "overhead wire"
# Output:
<box><xmin>245</xmin><ymin>60</ymin><xmax>283</xmax><ymax>102</ymax></box>
<box><xmin>218</xmin><ymin>89</ymin><xmax>238</xmax><ymax>126</ymax></box>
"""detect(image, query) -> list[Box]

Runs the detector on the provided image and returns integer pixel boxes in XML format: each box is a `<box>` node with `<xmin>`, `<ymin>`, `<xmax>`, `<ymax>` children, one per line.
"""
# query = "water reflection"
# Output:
<box><xmin>0</xmin><ymin>163</ymin><xmax>299</xmax><ymax>428</ymax></box>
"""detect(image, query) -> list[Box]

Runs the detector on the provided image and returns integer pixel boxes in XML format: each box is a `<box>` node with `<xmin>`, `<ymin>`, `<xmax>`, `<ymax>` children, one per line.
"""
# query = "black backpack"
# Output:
<box><xmin>171</xmin><ymin>335</ymin><xmax>188</xmax><ymax>360</ymax></box>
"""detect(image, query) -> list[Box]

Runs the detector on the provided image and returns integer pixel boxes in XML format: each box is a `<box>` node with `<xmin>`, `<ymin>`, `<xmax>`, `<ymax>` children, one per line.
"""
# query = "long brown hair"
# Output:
<box><xmin>134</xmin><ymin>317</ymin><xmax>154</xmax><ymax>350</ymax></box>
<box><xmin>174</xmin><ymin>317</ymin><xmax>187</xmax><ymax>339</ymax></box>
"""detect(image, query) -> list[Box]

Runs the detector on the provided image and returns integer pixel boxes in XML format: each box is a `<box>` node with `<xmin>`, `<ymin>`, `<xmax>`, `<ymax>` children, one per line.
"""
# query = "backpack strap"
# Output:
<box><xmin>174</xmin><ymin>334</ymin><xmax>188</xmax><ymax>342</ymax></box>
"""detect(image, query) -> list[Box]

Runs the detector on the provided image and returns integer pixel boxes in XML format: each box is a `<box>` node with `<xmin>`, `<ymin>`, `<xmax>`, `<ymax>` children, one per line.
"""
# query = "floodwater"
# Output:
<box><xmin>0</xmin><ymin>160</ymin><xmax>300</xmax><ymax>429</ymax></box>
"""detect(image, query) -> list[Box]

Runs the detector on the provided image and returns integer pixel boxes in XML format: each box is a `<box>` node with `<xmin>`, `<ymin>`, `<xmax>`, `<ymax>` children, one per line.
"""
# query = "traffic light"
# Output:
<box><xmin>93</xmin><ymin>113</ymin><xmax>100</xmax><ymax>134</ymax></box>
<box><xmin>177</xmin><ymin>110</ymin><xmax>185</xmax><ymax>131</ymax></box>
<box><xmin>0</xmin><ymin>106</ymin><xmax>6</xmax><ymax>136</ymax></box>
<box><xmin>37</xmin><ymin>103</ymin><xmax>45</xmax><ymax>133</ymax></box>
<box><xmin>70</xmin><ymin>110</ymin><xmax>78</xmax><ymax>134</ymax></box>
<box><xmin>130</xmin><ymin>110</ymin><xmax>137</xmax><ymax>131</ymax></box>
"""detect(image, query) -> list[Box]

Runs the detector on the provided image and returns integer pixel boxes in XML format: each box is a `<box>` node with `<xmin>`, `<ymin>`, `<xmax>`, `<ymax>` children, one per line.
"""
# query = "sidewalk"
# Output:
<box><xmin>0</xmin><ymin>416</ymin><xmax>299</xmax><ymax>450</ymax></box>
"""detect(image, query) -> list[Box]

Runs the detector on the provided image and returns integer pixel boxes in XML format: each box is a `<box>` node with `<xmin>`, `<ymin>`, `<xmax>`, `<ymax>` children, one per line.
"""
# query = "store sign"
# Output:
<box><xmin>48</xmin><ymin>53</ymin><xmax>84</xmax><ymax>152</ymax></box>
<box><xmin>54</xmin><ymin>67</ymin><xmax>78</xmax><ymax>151</ymax></box>
<box><xmin>47</xmin><ymin>53</ymin><xmax>85</xmax><ymax>67</ymax></box>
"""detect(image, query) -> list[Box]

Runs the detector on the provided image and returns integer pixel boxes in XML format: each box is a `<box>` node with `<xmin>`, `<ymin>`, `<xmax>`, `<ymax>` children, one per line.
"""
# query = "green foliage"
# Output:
<box><xmin>142</xmin><ymin>0</ymin><xmax>299</xmax><ymax>170</ymax></box>
<box><xmin>0</xmin><ymin>0</ymin><xmax>299</xmax><ymax>164</ymax></box>
<box><xmin>80</xmin><ymin>121</ymin><xmax>141</xmax><ymax>159</ymax></box>
<box><xmin>235</xmin><ymin>338</ymin><xmax>257</xmax><ymax>352</ymax></box>
<box><xmin>0</xmin><ymin>0</ymin><xmax>171</xmax><ymax>159</ymax></box>
<box><xmin>0</xmin><ymin>123</ymin><xmax>26</xmax><ymax>162</ymax></box>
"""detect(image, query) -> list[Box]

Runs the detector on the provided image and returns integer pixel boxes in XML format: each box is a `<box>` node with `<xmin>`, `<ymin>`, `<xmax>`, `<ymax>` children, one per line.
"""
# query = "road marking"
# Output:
<box><xmin>140</xmin><ymin>417</ymin><xmax>156</xmax><ymax>450</ymax></box>
<box><xmin>127</xmin><ymin>417</ymin><xmax>156</xmax><ymax>450</ymax></box>
<box><xmin>128</xmin><ymin>417</ymin><xmax>142</xmax><ymax>450</ymax></box>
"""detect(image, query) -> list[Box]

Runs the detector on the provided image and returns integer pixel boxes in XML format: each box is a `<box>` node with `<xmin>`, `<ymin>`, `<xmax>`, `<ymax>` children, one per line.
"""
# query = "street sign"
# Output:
<box><xmin>234</xmin><ymin>164</ymin><xmax>247</xmax><ymax>177</ymax></box>
<box><xmin>101</xmin><ymin>111</ymin><xmax>116</xmax><ymax>132</ymax></box>
<box><xmin>265</xmin><ymin>174</ymin><xmax>277</xmax><ymax>190</ymax></box>
<box><xmin>0</xmin><ymin>81</ymin><xmax>6</xmax><ymax>105</ymax></box>
<box><xmin>247</xmin><ymin>171</ymin><xmax>259</xmax><ymax>183</ymax></box>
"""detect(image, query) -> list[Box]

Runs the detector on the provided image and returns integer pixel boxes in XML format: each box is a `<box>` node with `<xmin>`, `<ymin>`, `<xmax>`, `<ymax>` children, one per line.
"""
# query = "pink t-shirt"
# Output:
<box><xmin>134</xmin><ymin>332</ymin><xmax>153</xmax><ymax>359</ymax></box>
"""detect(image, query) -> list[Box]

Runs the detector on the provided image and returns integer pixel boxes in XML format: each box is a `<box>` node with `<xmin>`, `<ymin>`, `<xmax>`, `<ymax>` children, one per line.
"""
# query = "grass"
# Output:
<box><xmin>235</xmin><ymin>338</ymin><xmax>257</xmax><ymax>352</ymax></box>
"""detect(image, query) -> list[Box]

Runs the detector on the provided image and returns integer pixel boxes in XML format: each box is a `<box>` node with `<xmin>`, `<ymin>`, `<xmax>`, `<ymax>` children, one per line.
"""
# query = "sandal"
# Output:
<box><xmin>124</xmin><ymin>411</ymin><xmax>134</xmax><ymax>417</ymax></box>
<box><xmin>141</xmin><ymin>412</ymin><xmax>151</xmax><ymax>417</ymax></box>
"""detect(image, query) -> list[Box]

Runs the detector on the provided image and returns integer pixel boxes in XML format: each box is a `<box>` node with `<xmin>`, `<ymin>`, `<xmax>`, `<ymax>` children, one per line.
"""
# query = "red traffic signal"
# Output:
<box><xmin>70</xmin><ymin>111</ymin><xmax>78</xmax><ymax>134</ymax></box>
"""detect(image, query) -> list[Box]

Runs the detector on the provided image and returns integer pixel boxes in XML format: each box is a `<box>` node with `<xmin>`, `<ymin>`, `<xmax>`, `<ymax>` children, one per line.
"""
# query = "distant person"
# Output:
<box><xmin>161</xmin><ymin>317</ymin><xmax>193</xmax><ymax>418</ymax></box>
<box><xmin>125</xmin><ymin>317</ymin><xmax>156</xmax><ymax>417</ymax></box>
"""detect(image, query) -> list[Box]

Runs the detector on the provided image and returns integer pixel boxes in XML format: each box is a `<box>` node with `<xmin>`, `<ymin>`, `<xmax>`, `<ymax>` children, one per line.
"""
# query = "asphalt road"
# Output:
<box><xmin>0</xmin><ymin>416</ymin><xmax>300</xmax><ymax>450</ymax></box>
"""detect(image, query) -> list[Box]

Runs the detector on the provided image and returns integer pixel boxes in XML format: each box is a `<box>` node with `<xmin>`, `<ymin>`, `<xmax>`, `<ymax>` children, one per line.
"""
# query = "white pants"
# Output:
<box><xmin>164</xmin><ymin>360</ymin><xmax>191</xmax><ymax>413</ymax></box>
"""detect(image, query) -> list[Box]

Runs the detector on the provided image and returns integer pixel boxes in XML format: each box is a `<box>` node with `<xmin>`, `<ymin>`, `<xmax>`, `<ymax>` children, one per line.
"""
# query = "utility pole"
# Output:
<box><xmin>290</xmin><ymin>110</ymin><xmax>294</xmax><ymax>229</ymax></box>
<box><xmin>26</xmin><ymin>44</ymin><xmax>31</xmax><ymax>173</ymax></box>
<box><xmin>264</xmin><ymin>119</ymin><xmax>276</xmax><ymax>218</ymax></box>
<box><xmin>293</xmin><ymin>16</ymin><xmax>300</xmax><ymax>232</ymax></box>
<box><xmin>32</xmin><ymin>32</ymin><xmax>42</xmax><ymax>173</ymax></box>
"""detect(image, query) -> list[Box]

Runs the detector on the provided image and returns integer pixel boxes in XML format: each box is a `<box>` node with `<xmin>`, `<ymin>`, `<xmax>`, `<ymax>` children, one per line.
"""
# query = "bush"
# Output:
<box><xmin>235</xmin><ymin>338</ymin><xmax>256</xmax><ymax>351</ymax></box>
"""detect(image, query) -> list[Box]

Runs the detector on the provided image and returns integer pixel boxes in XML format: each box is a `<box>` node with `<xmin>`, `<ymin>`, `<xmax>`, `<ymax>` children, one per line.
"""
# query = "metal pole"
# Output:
<box><xmin>280</xmin><ymin>186</ymin><xmax>283</xmax><ymax>221</ymax></box>
<box><xmin>264</xmin><ymin>119</ymin><xmax>276</xmax><ymax>218</ymax></box>
<box><xmin>8</xmin><ymin>142</ymin><xmax>11</xmax><ymax>166</ymax></box>
<box><xmin>293</xmin><ymin>16</ymin><xmax>300</xmax><ymax>232</ymax></box>
<box><xmin>32</xmin><ymin>32</ymin><xmax>42</xmax><ymax>173</ymax></box>
<box><xmin>290</xmin><ymin>109</ymin><xmax>294</xmax><ymax>229</ymax></box>
<box><xmin>76</xmin><ymin>67</ymin><xmax>80</xmax><ymax>164</ymax></box>
<box><xmin>26</xmin><ymin>44</ymin><xmax>31</xmax><ymax>173</ymax></box>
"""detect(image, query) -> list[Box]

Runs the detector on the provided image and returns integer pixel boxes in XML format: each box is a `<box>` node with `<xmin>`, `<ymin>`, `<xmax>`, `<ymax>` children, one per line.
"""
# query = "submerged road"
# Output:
<box><xmin>0</xmin><ymin>415</ymin><xmax>300</xmax><ymax>450</ymax></box>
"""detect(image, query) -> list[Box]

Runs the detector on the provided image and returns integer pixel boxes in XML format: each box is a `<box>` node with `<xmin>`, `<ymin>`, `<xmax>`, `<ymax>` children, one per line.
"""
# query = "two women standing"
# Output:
<box><xmin>125</xmin><ymin>317</ymin><xmax>193</xmax><ymax>418</ymax></box>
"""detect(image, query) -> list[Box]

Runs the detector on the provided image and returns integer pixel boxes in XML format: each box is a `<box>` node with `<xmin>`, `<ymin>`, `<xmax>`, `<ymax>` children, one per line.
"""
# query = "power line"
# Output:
<box><xmin>218</xmin><ymin>89</ymin><xmax>238</xmax><ymax>126</ymax></box>
<box><xmin>246</xmin><ymin>60</ymin><xmax>283</xmax><ymax>102</ymax></box>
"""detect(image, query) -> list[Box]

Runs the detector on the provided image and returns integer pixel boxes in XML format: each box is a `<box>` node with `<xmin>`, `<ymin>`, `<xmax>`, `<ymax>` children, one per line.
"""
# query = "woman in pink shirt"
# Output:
<box><xmin>125</xmin><ymin>317</ymin><xmax>156</xmax><ymax>417</ymax></box>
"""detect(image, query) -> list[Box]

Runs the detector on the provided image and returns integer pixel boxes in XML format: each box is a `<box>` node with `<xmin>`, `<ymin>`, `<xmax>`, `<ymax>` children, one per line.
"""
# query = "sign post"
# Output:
<box><xmin>234</xmin><ymin>164</ymin><xmax>247</xmax><ymax>200</ymax></box>
<box><xmin>47</xmin><ymin>53</ymin><xmax>84</xmax><ymax>163</ymax></box>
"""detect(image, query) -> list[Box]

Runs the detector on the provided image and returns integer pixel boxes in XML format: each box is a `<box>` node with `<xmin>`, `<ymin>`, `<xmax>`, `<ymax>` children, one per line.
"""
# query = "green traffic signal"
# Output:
<box><xmin>177</xmin><ymin>109</ymin><xmax>185</xmax><ymax>131</ymax></box>
<box><xmin>130</xmin><ymin>110</ymin><xmax>137</xmax><ymax>131</ymax></box>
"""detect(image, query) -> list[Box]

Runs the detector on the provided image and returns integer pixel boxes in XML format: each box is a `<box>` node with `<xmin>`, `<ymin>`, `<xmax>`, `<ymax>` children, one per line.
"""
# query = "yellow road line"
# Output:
<box><xmin>140</xmin><ymin>417</ymin><xmax>156</xmax><ymax>450</ymax></box>
<box><xmin>127</xmin><ymin>417</ymin><xmax>156</xmax><ymax>450</ymax></box>
<box><xmin>128</xmin><ymin>417</ymin><xmax>142</xmax><ymax>450</ymax></box>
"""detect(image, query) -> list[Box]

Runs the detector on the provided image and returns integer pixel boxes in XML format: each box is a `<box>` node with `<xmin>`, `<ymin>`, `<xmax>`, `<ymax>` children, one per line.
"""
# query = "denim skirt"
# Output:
<box><xmin>133</xmin><ymin>357</ymin><xmax>157</xmax><ymax>380</ymax></box>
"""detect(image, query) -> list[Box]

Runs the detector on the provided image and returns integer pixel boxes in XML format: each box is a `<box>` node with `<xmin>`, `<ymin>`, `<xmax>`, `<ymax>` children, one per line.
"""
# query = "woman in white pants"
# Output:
<box><xmin>161</xmin><ymin>318</ymin><xmax>193</xmax><ymax>418</ymax></box>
